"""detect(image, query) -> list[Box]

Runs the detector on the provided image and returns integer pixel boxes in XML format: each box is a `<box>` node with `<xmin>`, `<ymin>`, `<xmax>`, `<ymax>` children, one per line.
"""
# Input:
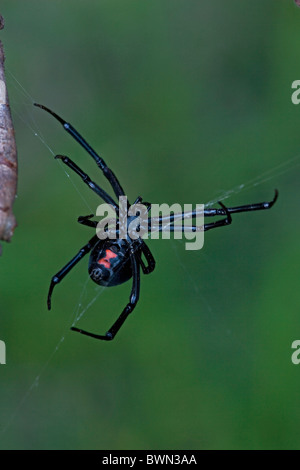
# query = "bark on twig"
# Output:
<box><xmin>0</xmin><ymin>14</ymin><xmax>18</xmax><ymax>244</ymax></box>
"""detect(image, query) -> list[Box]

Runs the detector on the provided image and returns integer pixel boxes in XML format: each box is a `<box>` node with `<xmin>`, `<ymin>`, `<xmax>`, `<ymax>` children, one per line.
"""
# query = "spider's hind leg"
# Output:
<box><xmin>71</xmin><ymin>246</ymin><xmax>141</xmax><ymax>341</ymax></box>
<box><xmin>139</xmin><ymin>241</ymin><xmax>156</xmax><ymax>274</ymax></box>
<box><xmin>47</xmin><ymin>235</ymin><xmax>99</xmax><ymax>310</ymax></box>
<box><xmin>204</xmin><ymin>201</ymin><xmax>232</xmax><ymax>232</ymax></box>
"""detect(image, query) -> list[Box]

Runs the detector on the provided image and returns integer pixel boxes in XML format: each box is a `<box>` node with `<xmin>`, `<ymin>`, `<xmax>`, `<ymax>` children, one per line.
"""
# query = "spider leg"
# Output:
<box><xmin>71</xmin><ymin>247</ymin><xmax>141</xmax><ymax>341</ymax></box>
<box><xmin>34</xmin><ymin>103</ymin><xmax>125</xmax><ymax>199</ymax></box>
<box><xmin>148</xmin><ymin>190</ymin><xmax>278</xmax><ymax>233</ymax></box>
<box><xmin>77</xmin><ymin>214</ymin><xmax>98</xmax><ymax>228</ymax></box>
<box><xmin>204</xmin><ymin>189</ymin><xmax>278</xmax><ymax>217</ymax></box>
<box><xmin>148</xmin><ymin>201</ymin><xmax>231</xmax><ymax>233</ymax></box>
<box><xmin>55</xmin><ymin>154</ymin><xmax>119</xmax><ymax>212</ymax></box>
<box><xmin>139</xmin><ymin>241</ymin><xmax>156</xmax><ymax>274</ymax></box>
<box><xmin>203</xmin><ymin>201</ymin><xmax>232</xmax><ymax>231</ymax></box>
<box><xmin>47</xmin><ymin>235</ymin><xmax>99</xmax><ymax>310</ymax></box>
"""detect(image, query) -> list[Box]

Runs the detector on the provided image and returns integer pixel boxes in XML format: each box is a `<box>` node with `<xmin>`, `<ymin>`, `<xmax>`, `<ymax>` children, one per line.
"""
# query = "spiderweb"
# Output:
<box><xmin>0</xmin><ymin>68</ymin><xmax>299</xmax><ymax>439</ymax></box>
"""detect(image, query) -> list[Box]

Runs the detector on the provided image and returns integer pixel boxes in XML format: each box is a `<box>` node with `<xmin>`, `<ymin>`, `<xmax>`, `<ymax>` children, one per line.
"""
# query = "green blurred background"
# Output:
<box><xmin>0</xmin><ymin>0</ymin><xmax>300</xmax><ymax>450</ymax></box>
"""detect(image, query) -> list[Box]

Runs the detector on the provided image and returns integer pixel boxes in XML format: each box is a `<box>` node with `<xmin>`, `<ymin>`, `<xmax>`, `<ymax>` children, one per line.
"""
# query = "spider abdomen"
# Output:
<box><xmin>88</xmin><ymin>239</ymin><xmax>133</xmax><ymax>287</ymax></box>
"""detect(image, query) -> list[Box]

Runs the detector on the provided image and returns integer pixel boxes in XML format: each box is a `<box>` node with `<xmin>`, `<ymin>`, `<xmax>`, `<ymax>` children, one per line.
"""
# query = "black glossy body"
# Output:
<box><xmin>35</xmin><ymin>102</ymin><xmax>278</xmax><ymax>342</ymax></box>
<box><xmin>88</xmin><ymin>239</ymin><xmax>133</xmax><ymax>287</ymax></box>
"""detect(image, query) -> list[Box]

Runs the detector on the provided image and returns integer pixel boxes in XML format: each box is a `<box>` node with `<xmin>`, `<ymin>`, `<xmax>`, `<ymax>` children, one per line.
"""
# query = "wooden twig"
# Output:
<box><xmin>0</xmin><ymin>14</ymin><xmax>18</xmax><ymax>245</ymax></box>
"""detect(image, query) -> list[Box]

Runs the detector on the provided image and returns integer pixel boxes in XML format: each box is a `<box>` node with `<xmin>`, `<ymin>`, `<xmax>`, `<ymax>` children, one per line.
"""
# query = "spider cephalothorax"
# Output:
<box><xmin>35</xmin><ymin>103</ymin><xmax>278</xmax><ymax>341</ymax></box>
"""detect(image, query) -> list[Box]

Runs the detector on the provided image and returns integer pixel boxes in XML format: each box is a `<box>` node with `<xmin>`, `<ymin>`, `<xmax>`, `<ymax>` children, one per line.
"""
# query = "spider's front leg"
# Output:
<box><xmin>71</xmin><ymin>246</ymin><xmax>141</xmax><ymax>341</ymax></box>
<box><xmin>34</xmin><ymin>103</ymin><xmax>126</xmax><ymax>200</ymax></box>
<box><xmin>55</xmin><ymin>154</ymin><xmax>119</xmax><ymax>211</ymax></box>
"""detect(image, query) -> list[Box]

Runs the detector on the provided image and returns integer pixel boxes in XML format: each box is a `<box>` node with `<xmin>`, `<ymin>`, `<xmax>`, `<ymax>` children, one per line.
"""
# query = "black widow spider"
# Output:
<box><xmin>35</xmin><ymin>103</ymin><xmax>278</xmax><ymax>342</ymax></box>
